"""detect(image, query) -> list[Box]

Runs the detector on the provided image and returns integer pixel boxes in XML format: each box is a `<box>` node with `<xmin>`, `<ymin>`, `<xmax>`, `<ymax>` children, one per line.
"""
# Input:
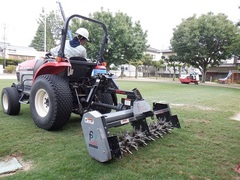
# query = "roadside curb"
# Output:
<box><xmin>0</xmin><ymin>73</ymin><xmax>16</xmax><ymax>80</ymax></box>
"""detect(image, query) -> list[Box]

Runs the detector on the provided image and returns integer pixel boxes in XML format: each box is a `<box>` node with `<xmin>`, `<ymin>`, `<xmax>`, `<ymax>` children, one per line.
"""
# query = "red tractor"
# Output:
<box><xmin>1</xmin><ymin>13</ymin><xmax>180</xmax><ymax>162</ymax></box>
<box><xmin>179</xmin><ymin>73</ymin><xmax>199</xmax><ymax>85</ymax></box>
<box><xmin>1</xmin><ymin>14</ymin><xmax>117</xmax><ymax>130</ymax></box>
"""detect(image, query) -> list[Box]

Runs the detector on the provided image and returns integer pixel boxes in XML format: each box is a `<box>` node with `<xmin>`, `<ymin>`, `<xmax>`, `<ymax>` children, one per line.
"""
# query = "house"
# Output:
<box><xmin>144</xmin><ymin>47</ymin><xmax>161</xmax><ymax>61</ymax></box>
<box><xmin>206</xmin><ymin>57</ymin><xmax>240</xmax><ymax>83</ymax></box>
<box><xmin>114</xmin><ymin>47</ymin><xmax>190</xmax><ymax>78</ymax></box>
<box><xmin>0</xmin><ymin>42</ymin><xmax>39</xmax><ymax>74</ymax></box>
<box><xmin>160</xmin><ymin>49</ymin><xmax>176</xmax><ymax>59</ymax></box>
<box><xmin>0</xmin><ymin>42</ymin><xmax>38</xmax><ymax>61</ymax></box>
<box><xmin>111</xmin><ymin>47</ymin><xmax>162</xmax><ymax>77</ymax></box>
<box><xmin>159</xmin><ymin>49</ymin><xmax>240</xmax><ymax>83</ymax></box>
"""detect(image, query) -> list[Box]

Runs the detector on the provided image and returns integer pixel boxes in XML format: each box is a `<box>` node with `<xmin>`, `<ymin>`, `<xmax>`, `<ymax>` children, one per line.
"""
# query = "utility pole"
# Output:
<box><xmin>3</xmin><ymin>24</ymin><xmax>6</xmax><ymax>69</ymax></box>
<box><xmin>43</xmin><ymin>7</ymin><xmax>47</xmax><ymax>53</ymax></box>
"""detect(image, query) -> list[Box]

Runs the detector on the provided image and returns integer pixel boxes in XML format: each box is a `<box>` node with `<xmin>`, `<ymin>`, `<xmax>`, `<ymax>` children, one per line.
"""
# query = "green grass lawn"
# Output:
<box><xmin>0</xmin><ymin>79</ymin><xmax>240</xmax><ymax>179</ymax></box>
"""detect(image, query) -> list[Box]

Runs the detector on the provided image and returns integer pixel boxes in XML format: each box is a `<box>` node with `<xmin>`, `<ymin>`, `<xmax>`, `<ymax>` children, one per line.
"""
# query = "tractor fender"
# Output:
<box><xmin>33</xmin><ymin>61</ymin><xmax>71</xmax><ymax>81</ymax></box>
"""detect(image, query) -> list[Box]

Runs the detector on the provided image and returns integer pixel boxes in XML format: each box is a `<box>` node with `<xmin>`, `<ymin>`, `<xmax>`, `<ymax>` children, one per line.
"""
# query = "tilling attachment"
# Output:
<box><xmin>81</xmin><ymin>98</ymin><xmax>180</xmax><ymax>162</ymax></box>
<box><xmin>81</xmin><ymin>89</ymin><xmax>181</xmax><ymax>162</ymax></box>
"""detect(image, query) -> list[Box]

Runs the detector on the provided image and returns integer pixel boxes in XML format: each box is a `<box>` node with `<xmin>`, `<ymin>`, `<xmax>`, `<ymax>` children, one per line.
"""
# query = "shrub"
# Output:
<box><xmin>214</xmin><ymin>79</ymin><xmax>218</xmax><ymax>83</ymax></box>
<box><xmin>5</xmin><ymin>65</ymin><xmax>16</xmax><ymax>73</ymax></box>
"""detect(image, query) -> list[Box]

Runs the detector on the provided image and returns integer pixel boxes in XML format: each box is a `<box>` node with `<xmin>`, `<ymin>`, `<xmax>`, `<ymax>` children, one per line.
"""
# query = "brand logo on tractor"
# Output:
<box><xmin>137</xmin><ymin>102</ymin><xmax>147</xmax><ymax>112</ymax></box>
<box><xmin>89</xmin><ymin>131</ymin><xmax>98</xmax><ymax>149</ymax></box>
<box><xmin>19</xmin><ymin>66</ymin><xmax>34</xmax><ymax>71</ymax></box>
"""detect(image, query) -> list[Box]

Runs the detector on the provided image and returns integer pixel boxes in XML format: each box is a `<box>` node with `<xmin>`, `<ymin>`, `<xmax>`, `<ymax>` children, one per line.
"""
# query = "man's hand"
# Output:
<box><xmin>45</xmin><ymin>52</ymin><xmax>52</xmax><ymax>59</ymax></box>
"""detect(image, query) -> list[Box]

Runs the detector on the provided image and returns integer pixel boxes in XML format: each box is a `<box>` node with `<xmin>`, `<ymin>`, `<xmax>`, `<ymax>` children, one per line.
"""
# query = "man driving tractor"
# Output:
<box><xmin>50</xmin><ymin>27</ymin><xmax>89</xmax><ymax>58</ymax></box>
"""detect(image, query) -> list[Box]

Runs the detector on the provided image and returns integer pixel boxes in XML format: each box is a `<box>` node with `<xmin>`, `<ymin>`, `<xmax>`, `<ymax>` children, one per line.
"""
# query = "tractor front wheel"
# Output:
<box><xmin>1</xmin><ymin>87</ymin><xmax>20</xmax><ymax>115</ymax></box>
<box><xmin>30</xmin><ymin>74</ymin><xmax>72</xmax><ymax>130</ymax></box>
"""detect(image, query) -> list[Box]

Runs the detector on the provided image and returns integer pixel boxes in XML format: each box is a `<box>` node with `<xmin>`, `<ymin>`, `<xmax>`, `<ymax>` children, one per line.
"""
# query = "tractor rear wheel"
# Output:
<box><xmin>94</xmin><ymin>92</ymin><xmax>113</xmax><ymax>114</ymax></box>
<box><xmin>1</xmin><ymin>87</ymin><xmax>20</xmax><ymax>115</ymax></box>
<box><xmin>30</xmin><ymin>74</ymin><xmax>72</xmax><ymax>130</ymax></box>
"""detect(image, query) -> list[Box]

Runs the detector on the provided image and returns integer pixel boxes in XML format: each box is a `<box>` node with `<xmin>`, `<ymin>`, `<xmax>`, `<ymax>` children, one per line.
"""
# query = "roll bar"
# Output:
<box><xmin>57</xmin><ymin>14</ymin><xmax>108</xmax><ymax>63</ymax></box>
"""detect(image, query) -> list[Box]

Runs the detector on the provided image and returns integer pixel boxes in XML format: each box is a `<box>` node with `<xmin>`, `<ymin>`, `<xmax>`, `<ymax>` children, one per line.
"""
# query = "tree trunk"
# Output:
<box><xmin>178</xmin><ymin>66</ymin><xmax>181</xmax><ymax>77</ymax></box>
<box><xmin>147</xmin><ymin>66</ymin><xmax>150</xmax><ymax>77</ymax></box>
<box><xmin>135</xmin><ymin>66</ymin><xmax>138</xmax><ymax>79</ymax></box>
<box><xmin>173</xmin><ymin>67</ymin><xmax>176</xmax><ymax>81</ymax></box>
<box><xmin>201</xmin><ymin>69</ymin><xmax>207</xmax><ymax>83</ymax></box>
<box><xmin>155</xmin><ymin>68</ymin><xmax>158</xmax><ymax>80</ymax></box>
<box><xmin>168</xmin><ymin>68</ymin><xmax>171</xmax><ymax>78</ymax></box>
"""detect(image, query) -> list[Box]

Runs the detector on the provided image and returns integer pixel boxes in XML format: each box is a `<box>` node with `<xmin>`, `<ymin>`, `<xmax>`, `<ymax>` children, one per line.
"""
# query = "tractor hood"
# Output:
<box><xmin>16</xmin><ymin>59</ymin><xmax>37</xmax><ymax>72</ymax></box>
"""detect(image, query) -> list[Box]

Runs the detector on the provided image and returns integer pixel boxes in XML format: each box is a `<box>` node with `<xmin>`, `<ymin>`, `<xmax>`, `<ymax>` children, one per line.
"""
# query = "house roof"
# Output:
<box><xmin>207</xmin><ymin>65</ymin><xmax>238</xmax><ymax>73</ymax></box>
<box><xmin>146</xmin><ymin>47</ymin><xmax>161</xmax><ymax>53</ymax></box>
<box><xmin>160</xmin><ymin>49</ymin><xmax>173</xmax><ymax>53</ymax></box>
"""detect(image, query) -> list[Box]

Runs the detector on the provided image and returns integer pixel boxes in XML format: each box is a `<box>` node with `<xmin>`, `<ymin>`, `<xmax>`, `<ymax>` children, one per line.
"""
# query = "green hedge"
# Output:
<box><xmin>0</xmin><ymin>58</ymin><xmax>24</xmax><ymax>66</ymax></box>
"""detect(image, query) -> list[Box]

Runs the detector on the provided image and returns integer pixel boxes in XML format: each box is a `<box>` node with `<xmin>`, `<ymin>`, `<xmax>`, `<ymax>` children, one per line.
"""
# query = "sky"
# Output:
<box><xmin>0</xmin><ymin>0</ymin><xmax>240</xmax><ymax>50</ymax></box>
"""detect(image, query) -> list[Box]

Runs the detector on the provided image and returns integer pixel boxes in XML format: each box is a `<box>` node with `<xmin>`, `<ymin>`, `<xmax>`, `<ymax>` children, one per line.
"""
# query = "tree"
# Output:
<box><xmin>30</xmin><ymin>8</ymin><xmax>148</xmax><ymax>66</ymax></box>
<box><xmin>70</xmin><ymin>9</ymin><xmax>148</xmax><ymax>69</ymax></box>
<box><xmin>152</xmin><ymin>60</ymin><xmax>164</xmax><ymax>79</ymax></box>
<box><xmin>228</xmin><ymin>33</ymin><xmax>240</xmax><ymax>58</ymax></box>
<box><xmin>30</xmin><ymin>10</ymin><xmax>63</xmax><ymax>51</ymax></box>
<box><xmin>231</xmin><ymin>18</ymin><xmax>240</xmax><ymax>58</ymax></box>
<box><xmin>164</xmin><ymin>55</ymin><xmax>182</xmax><ymax>81</ymax></box>
<box><xmin>170</xmin><ymin>12</ymin><xmax>239</xmax><ymax>82</ymax></box>
<box><xmin>129</xmin><ymin>59</ymin><xmax>143</xmax><ymax>79</ymax></box>
<box><xmin>142</xmin><ymin>54</ymin><xmax>153</xmax><ymax>77</ymax></box>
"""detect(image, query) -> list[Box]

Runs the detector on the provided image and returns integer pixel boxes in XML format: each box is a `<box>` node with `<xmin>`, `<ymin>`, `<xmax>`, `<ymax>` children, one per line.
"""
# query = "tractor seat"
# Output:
<box><xmin>69</xmin><ymin>56</ymin><xmax>87</xmax><ymax>61</ymax></box>
<box><xmin>69</xmin><ymin>58</ymin><xmax>97</xmax><ymax>80</ymax></box>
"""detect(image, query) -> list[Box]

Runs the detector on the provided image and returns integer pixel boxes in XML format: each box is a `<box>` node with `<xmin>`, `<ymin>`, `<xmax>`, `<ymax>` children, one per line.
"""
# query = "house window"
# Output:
<box><xmin>163</xmin><ymin>66</ymin><xmax>167</xmax><ymax>71</ymax></box>
<box><xmin>8</xmin><ymin>49</ymin><xmax>16</xmax><ymax>53</ymax></box>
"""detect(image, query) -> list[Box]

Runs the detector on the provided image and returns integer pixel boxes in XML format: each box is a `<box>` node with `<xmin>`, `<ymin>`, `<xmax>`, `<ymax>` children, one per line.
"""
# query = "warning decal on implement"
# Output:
<box><xmin>84</xmin><ymin>117</ymin><xmax>94</xmax><ymax>124</ymax></box>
